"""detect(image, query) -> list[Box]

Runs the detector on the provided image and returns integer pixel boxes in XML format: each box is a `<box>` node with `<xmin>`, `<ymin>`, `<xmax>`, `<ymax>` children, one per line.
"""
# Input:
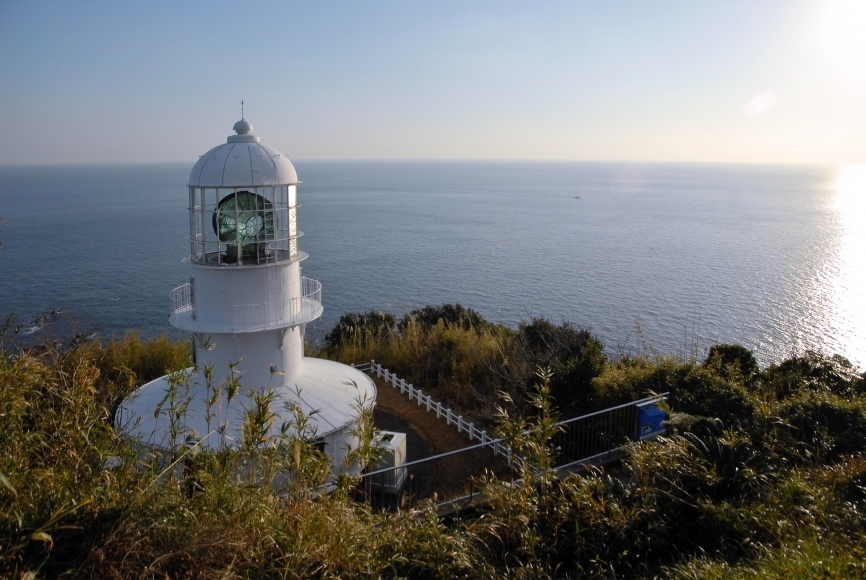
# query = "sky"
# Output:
<box><xmin>0</xmin><ymin>0</ymin><xmax>864</xmax><ymax>165</ymax></box>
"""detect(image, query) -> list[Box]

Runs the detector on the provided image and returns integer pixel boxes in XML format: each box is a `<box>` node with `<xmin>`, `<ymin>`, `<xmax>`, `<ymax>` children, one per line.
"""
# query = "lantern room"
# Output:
<box><xmin>187</xmin><ymin>119</ymin><xmax>302</xmax><ymax>266</ymax></box>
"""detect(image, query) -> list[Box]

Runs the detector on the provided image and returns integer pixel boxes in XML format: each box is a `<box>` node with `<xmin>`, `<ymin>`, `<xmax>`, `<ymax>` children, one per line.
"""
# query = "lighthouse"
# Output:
<box><xmin>116</xmin><ymin>118</ymin><xmax>376</xmax><ymax>475</ymax></box>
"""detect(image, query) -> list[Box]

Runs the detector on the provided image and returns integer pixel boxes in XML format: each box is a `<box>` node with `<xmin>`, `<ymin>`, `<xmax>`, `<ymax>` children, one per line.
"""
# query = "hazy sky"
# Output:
<box><xmin>1</xmin><ymin>0</ymin><xmax>864</xmax><ymax>165</ymax></box>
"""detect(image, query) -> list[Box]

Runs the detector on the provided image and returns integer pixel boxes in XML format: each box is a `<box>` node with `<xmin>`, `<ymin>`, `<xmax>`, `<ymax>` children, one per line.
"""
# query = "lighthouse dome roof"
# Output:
<box><xmin>189</xmin><ymin>119</ymin><xmax>298</xmax><ymax>187</ymax></box>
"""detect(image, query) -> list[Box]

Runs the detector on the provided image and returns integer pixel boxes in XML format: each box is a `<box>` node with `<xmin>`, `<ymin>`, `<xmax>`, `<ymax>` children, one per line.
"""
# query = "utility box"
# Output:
<box><xmin>370</xmin><ymin>431</ymin><xmax>407</xmax><ymax>493</ymax></box>
<box><xmin>637</xmin><ymin>399</ymin><xmax>667</xmax><ymax>441</ymax></box>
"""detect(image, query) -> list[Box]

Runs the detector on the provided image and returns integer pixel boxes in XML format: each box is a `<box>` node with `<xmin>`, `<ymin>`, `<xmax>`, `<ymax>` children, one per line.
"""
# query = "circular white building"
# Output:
<box><xmin>116</xmin><ymin>118</ymin><xmax>376</xmax><ymax>474</ymax></box>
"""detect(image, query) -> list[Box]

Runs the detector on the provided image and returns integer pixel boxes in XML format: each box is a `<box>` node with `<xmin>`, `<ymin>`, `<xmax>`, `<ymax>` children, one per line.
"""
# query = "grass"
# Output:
<box><xmin>2</xmin><ymin>308</ymin><xmax>866</xmax><ymax>578</ymax></box>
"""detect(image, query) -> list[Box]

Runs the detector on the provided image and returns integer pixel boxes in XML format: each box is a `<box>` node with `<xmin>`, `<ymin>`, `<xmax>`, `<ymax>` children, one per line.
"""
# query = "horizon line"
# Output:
<box><xmin>0</xmin><ymin>158</ymin><xmax>850</xmax><ymax>169</ymax></box>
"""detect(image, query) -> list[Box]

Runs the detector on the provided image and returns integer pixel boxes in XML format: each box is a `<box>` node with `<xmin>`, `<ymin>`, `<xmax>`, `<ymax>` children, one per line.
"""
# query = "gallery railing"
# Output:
<box><xmin>169</xmin><ymin>277</ymin><xmax>322</xmax><ymax>331</ymax></box>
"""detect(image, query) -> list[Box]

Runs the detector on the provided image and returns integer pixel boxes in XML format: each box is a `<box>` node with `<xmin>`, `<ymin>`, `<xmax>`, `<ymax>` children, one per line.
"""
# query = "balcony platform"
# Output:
<box><xmin>168</xmin><ymin>277</ymin><xmax>322</xmax><ymax>333</ymax></box>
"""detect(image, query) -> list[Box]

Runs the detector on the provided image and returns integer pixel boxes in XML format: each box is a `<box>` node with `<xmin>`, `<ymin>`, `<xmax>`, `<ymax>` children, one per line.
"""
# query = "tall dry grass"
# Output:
<box><xmin>2</xmin><ymin>309</ymin><xmax>865</xmax><ymax>578</ymax></box>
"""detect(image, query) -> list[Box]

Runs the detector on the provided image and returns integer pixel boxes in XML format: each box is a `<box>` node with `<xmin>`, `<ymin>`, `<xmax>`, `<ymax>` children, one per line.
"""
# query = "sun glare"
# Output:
<box><xmin>835</xmin><ymin>164</ymin><xmax>866</xmax><ymax>216</ymax></box>
<box><xmin>820</xmin><ymin>0</ymin><xmax>866</xmax><ymax>83</ymax></box>
<box><xmin>742</xmin><ymin>91</ymin><xmax>777</xmax><ymax>117</ymax></box>
<box><xmin>829</xmin><ymin>164</ymin><xmax>866</xmax><ymax>365</ymax></box>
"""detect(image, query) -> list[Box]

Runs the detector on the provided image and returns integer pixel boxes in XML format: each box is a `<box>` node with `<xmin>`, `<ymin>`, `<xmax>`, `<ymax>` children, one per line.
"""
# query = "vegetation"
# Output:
<box><xmin>318</xmin><ymin>305</ymin><xmax>608</xmax><ymax>422</ymax></box>
<box><xmin>2</xmin><ymin>308</ymin><xmax>866</xmax><ymax>578</ymax></box>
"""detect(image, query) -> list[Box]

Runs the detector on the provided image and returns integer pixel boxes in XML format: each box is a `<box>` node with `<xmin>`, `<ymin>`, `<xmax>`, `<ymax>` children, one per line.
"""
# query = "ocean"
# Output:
<box><xmin>1</xmin><ymin>161</ymin><xmax>863</xmax><ymax>369</ymax></box>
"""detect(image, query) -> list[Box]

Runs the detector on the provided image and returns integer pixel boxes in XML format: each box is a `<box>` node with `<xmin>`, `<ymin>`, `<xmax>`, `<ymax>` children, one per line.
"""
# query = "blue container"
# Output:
<box><xmin>637</xmin><ymin>400</ymin><xmax>667</xmax><ymax>440</ymax></box>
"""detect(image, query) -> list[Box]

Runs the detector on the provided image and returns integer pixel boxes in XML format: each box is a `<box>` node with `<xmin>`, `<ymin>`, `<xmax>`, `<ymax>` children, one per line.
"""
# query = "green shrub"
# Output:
<box><xmin>680</xmin><ymin>431</ymin><xmax>772</xmax><ymax>498</ymax></box>
<box><xmin>82</xmin><ymin>332</ymin><xmax>191</xmax><ymax>419</ymax></box>
<box><xmin>386</xmin><ymin>316</ymin><xmax>514</xmax><ymax>417</ymax></box>
<box><xmin>704</xmin><ymin>343</ymin><xmax>759</xmax><ymax>380</ymax></box>
<box><xmin>669</xmin><ymin>365</ymin><xmax>757</xmax><ymax>428</ymax></box>
<box><xmin>398</xmin><ymin>303</ymin><xmax>491</xmax><ymax>332</ymax></box>
<box><xmin>591</xmin><ymin>356</ymin><xmax>682</xmax><ymax>410</ymax></box>
<box><xmin>513</xmin><ymin>318</ymin><xmax>608</xmax><ymax>416</ymax></box>
<box><xmin>667</xmin><ymin>535</ymin><xmax>866</xmax><ymax>579</ymax></box>
<box><xmin>775</xmin><ymin>391</ymin><xmax>866</xmax><ymax>460</ymax></box>
<box><xmin>323</xmin><ymin>310</ymin><xmax>396</xmax><ymax>351</ymax></box>
<box><xmin>761</xmin><ymin>351</ymin><xmax>864</xmax><ymax>400</ymax></box>
<box><xmin>594</xmin><ymin>357</ymin><xmax>756</xmax><ymax>427</ymax></box>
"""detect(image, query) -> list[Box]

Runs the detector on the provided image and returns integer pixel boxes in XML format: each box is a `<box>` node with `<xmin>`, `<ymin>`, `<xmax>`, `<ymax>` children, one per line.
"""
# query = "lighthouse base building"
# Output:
<box><xmin>115</xmin><ymin>118</ymin><xmax>376</xmax><ymax>477</ymax></box>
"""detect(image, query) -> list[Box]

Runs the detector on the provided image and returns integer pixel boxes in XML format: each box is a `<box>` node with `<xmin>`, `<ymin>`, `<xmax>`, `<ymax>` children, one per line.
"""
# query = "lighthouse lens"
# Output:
<box><xmin>213</xmin><ymin>191</ymin><xmax>274</xmax><ymax>243</ymax></box>
<box><xmin>212</xmin><ymin>191</ymin><xmax>275</xmax><ymax>264</ymax></box>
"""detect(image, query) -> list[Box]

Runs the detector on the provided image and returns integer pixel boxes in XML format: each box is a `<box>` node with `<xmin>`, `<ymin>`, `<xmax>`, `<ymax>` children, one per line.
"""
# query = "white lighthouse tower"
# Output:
<box><xmin>116</xmin><ymin>118</ymin><xmax>376</xmax><ymax>474</ymax></box>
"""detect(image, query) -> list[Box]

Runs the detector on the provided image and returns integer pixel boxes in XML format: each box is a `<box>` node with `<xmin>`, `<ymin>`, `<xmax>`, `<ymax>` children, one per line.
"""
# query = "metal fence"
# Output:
<box><xmin>355</xmin><ymin>439</ymin><xmax>513</xmax><ymax>511</ymax></box>
<box><xmin>358</xmin><ymin>392</ymin><xmax>667</xmax><ymax>511</ymax></box>
<box><xmin>549</xmin><ymin>395</ymin><xmax>664</xmax><ymax>472</ymax></box>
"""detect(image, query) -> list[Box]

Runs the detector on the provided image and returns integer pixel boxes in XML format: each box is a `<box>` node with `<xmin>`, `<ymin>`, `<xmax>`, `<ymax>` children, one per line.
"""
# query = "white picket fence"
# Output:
<box><xmin>354</xmin><ymin>360</ymin><xmax>510</xmax><ymax>459</ymax></box>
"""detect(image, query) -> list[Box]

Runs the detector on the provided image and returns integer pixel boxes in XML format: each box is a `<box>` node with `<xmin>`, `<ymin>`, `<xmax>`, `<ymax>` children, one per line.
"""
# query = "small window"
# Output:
<box><xmin>313</xmin><ymin>438</ymin><xmax>327</xmax><ymax>455</ymax></box>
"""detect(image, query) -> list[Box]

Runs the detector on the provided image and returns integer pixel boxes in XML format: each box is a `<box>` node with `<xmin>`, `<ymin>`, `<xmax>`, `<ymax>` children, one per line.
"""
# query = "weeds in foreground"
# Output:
<box><xmin>2</xmin><ymin>309</ymin><xmax>866</xmax><ymax>578</ymax></box>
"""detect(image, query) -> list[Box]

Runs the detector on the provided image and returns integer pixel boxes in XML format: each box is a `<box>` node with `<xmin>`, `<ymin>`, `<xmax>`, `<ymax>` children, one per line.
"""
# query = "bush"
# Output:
<box><xmin>761</xmin><ymin>351</ymin><xmax>864</xmax><ymax>400</ymax></box>
<box><xmin>669</xmin><ymin>365</ymin><xmax>757</xmax><ymax>428</ymax></box>
<box><xmin>398</xmin><ymin>303</ymin><xmax>491</xmax><ymax>332</ymax></box>
<box><xmin>386</xmin><ymin>316</ymin><xmax>514</xmax><ymax>418</ymax></box>
<box><xmin>705</xmin><ymin>343</ymin><xmax>759</xmax><ymax>380</ymax></box>
<box><xmin>323</xmin><ymin>310</ymin><xmax>396</xmax><ymax>351</ymax></box>
<box><xmin>513</xmin><ymin>319</ymin><xmax>608</xmax><ymax>416</ymax></box>
<box><xmin>775</xmin><ymin>391</ymin><xmax>866</xmax><ymax>460</ymax></box>
<box><xmin>592</xmin><ymin>356</ymin><xmax>682</xmax><ymax>409</ymax></box>
<box><xmin>592</xmin><ymin>357</ymin><xmax>756</xmax><ymax>428</ymax></box>
<box><xmin>86</xmin><ymin>332</ymin><xmax>191</xmax><ymax>415</ymax></box>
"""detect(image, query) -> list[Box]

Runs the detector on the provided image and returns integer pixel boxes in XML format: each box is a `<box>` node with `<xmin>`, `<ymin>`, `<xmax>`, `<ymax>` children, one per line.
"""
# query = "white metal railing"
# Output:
<box><xmin>170</xmin><ymin>282</ymin><xmax>193</xmax><ymax>316</ymax></box>
<box><xmin>169</xmin><ymin>277</ymin><xmax>322</xmax><ymax>332</ymax></box>
<box><xmin>361</xmin><ymin>360</ymin><xmax>510</xmax><ymax>459</ymax></box>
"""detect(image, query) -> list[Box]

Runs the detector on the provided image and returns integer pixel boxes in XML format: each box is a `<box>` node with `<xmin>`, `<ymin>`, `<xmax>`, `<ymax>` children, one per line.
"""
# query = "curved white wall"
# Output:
<box><xmin>189</xmin><ymin>260</ymin><xmax>301</xmax><ymax>332</ymax></box>
<box><xmin>194</xmin><ymin>324</ymin><xmax>304</xmax><ymax>388</ymax></box>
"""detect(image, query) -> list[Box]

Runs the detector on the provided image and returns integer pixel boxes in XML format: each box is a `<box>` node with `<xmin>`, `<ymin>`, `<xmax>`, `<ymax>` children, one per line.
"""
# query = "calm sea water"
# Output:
<box><xmin>1</xmin><ymin>161</ymin><xmax>863</xmax><ymax>369</ymax></box>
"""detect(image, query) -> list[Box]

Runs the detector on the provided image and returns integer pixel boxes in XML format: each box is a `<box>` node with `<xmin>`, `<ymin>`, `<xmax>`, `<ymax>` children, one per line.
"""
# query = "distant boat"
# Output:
<box><xmin>573</xmin><ymin>195</ymin><xmax>581</xmax><ymax>199</ymax></box>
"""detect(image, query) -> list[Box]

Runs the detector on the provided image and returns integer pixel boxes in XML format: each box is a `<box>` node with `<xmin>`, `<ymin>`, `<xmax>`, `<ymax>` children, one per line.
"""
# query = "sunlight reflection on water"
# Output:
<box><xmin>828</xmin><ymin>164</ymin><xmax>866</xmax><ymax>363</ymax></box>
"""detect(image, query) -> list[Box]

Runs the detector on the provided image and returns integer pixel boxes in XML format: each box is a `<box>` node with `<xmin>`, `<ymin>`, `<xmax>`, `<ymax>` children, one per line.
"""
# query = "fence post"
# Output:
<box><xmin>457</xmin><ymin>416</ymin><xmax>463</xmax><ymax>433</ymax></box>
<box><xmin>446</xmin><ymin>409</ymin><xmax>452</xmax><ymax>425</ymax></box>
<box><xmin>416</xmin><ymin>390</ymin><xmax>423</xmax><ymax>406</ymax></box>
<box><xmin>426</xmin><ymin>396</ymin><xmax>432</xmax><ymax>412</ymax></box>
<box><xmin>436</xmin><ymin>402</ymin><xmax>442</xmax><ymax>418</ymax></box>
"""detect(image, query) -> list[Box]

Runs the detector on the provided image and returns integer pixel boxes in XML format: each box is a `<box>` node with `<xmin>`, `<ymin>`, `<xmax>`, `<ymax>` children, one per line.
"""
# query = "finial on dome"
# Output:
<box><xmin>233</xmin><ymin>118</ymin><xmax>253</xmax><ymax>135</ymax></box>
